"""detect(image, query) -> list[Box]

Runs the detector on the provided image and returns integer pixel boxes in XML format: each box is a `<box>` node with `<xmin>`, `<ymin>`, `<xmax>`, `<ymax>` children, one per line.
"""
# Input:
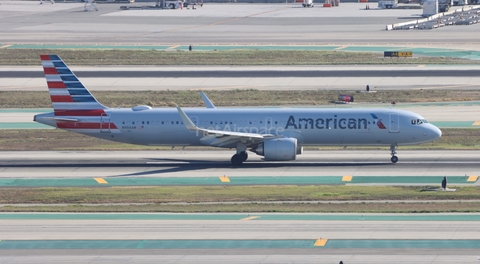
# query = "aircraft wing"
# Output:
<box><xmin>176</xmin><ymin>106</ymin><xmax>274</xmax><ymax>147</ymax></box>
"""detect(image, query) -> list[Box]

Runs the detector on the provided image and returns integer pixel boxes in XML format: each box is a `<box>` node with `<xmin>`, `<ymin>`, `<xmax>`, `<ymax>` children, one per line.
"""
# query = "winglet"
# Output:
<box><xmin>176</xmin><ymin>105</ymin><xmax>198</xmax><ymax>131</ymax></box>
<box><xmin>200</xmin><ymin>92</ymin><xmax>216</xmax><ymax>109</ymax></box>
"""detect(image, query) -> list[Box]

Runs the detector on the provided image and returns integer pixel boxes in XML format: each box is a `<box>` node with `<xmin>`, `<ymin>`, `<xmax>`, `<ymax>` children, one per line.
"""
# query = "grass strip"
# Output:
<box><xmin>2</xmin><ymin>202</ymin><xmax>480</xmax><ymax>213</ymax></box>
<box><xmin>1</xmin><ymin>186</ymin><xmax>479</xmax><ymax>204</ymax></box>
<box><xmin>1</xmin><ymin>185</ymin><xmax>480</xmax><ymax>213</ymax></box>
<box><xmin>2</xmin><ymin>90</ymin><xmax>480</xmax><ymax>108</ymax></box>
<box><xmin>0</xmin><ymin>49</ymin><xmax>477</xmax><ymax>66</ymax></box>
<box><xmin>0</xmin><ymin>128</ymin><xmax>478</xmax><ymax>151</ymax></box>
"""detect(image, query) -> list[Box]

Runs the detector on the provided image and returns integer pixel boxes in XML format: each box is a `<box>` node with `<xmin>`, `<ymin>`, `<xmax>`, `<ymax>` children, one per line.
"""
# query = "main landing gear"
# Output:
<box><xmin>390</xmin><ymin>145</ymin><xmax>398</xmax><ymax>163</ymax></box>
<box><xmin>231</xmin><ymin>151</ymin><xmax>248</xmax><ymax>166</ymax></box>
<box><xmin>231</xmin><ymin>142</ymin><xmax>248</xmax><ymax>166</ymax></box>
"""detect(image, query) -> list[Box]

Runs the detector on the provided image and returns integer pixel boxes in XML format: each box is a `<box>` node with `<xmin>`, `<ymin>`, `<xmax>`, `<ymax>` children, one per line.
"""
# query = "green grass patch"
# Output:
<box><xmin>3</xmin><ymin>90</ymin><xmax>480</xmax><ymax>108</ymax></box>
<box><xmin>0</xmin><ymin>49</ymin><xmax>477</xmax><ymax>66</ymax></box>
<box><xmin>1</xmin><ymin>186</ymin><xmax>479</xmax><ymax>204</ymax></box>
<box><xmin>1</xmin><ymin>186</ymin><xmax>480</xmax><ymax>213</ymax></box>
<box><xmin>2</xmin><ymin>202</ymin><xmax>480</xmax><ymax>213</ymax></box>
<box><xmin>0</xmin><ymin>128</ymin><xmax>477</xmax><ymax>151</ymax></box>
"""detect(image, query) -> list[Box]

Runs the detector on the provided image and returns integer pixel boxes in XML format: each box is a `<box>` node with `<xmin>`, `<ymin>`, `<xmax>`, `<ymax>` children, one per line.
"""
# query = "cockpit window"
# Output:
<box><xmin>412</xmin><ymin>118</ymin><xmax>429</xmax><ymax>125</ymax></box>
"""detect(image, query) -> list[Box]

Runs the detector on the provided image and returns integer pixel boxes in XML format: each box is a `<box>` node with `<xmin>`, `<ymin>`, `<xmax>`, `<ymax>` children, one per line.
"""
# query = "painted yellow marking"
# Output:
<box><xmin>240</xmin><ymin>216</ymin><xmax>260</xmax><ymax>220</ymax></box>
<box><xmin>0</xmin><ymin>45</ymin><xmax>12</xmax><ymax>49</ymax></box>
<box><xmin>417</xmin><ymin>64</ymin><xmax>426</xmax><ymax>68</ymax></box>
<box><xmin>472</xmin><ymin>121</ymin><xmax>480</xmax><ymax>126</ymax></box>
<box><xmin>335</xmin><ymin>46</ymin><xmax>347</xmax><ymax>50</ymax></box>
<box><xmin>94</xmin><ymin>178</ymin><xmax>108</xmax><ymax>184</ymax></box>
<box><xmin>342</xmin><ymin>176</ymin><xmax>352</xmax><ymax>182</ymax></box>
<box><xmin>467</xmin><ymin>175</ymin><xmax>478</xmax><ymax>182</ymax></box>
<box><xmin>219</xmin><ymin>176</ymin><xmax>230</xmax><ymax>183</ymax></box>
<box><xmin>314</xmin><ymin>238</ymin><xmax>328</xmax><ymax>247</ymax></box>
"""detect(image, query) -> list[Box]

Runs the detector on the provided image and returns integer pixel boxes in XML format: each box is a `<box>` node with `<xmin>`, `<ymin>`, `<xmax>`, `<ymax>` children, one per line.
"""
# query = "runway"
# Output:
<box><xmin>0</xmin><ymin>213</ymin><xmax>479</xmax><ymax>264</ymax></box>
<box><xmin>0</xmin><ymin>150</ymin><xmax>479</xmax><ymax>183</ymax></box>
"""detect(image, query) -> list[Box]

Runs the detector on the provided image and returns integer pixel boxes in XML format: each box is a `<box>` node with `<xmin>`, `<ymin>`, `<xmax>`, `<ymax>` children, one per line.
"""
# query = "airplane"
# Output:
<box><xmin>34</xmin><ymin>55</ymin><xmax>442</xmax><ymax>165</ymax></box>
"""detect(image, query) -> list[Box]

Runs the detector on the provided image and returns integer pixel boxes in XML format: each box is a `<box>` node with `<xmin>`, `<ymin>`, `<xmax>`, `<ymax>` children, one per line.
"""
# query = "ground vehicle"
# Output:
<box><xmin>163</xmin><ymin>0</ymin><xmax>183</xmax><ymax>9</ymax></box>
<box><xmin>302</xmin><ymin>0</ymin><xmax>314</xmax><ymax>7</ymax></box>
<box><xmin>438</xmin><ymin>0</ymin><xmax>452</xmax><ymax>12</ymax></box>
<box><xmin>378</xmin><ymin>0</ymin><xmax>397</xmax><ymax>8</ymax></box>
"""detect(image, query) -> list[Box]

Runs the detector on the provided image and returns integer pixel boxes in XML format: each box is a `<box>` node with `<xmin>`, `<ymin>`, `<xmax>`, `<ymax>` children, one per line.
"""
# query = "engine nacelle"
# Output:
<box><xmin>252</xmin><ymin>138</ymin><xmax>297</xmax><ymax>161</ymax></box>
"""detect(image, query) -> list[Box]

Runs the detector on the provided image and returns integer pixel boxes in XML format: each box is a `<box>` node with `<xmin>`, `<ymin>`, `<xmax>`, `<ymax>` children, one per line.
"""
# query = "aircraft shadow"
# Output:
<box><xmin>0</xmin><ymin>159</ymin><xmax>393</xmax><ymax>177</ymax></box>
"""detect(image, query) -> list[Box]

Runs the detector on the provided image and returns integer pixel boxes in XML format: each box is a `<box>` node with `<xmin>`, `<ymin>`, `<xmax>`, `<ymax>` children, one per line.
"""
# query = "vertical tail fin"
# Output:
<box><xmin>40</xmin><ymin>55</ymin><xmax>107</xmax><ymax>112</ymax></box>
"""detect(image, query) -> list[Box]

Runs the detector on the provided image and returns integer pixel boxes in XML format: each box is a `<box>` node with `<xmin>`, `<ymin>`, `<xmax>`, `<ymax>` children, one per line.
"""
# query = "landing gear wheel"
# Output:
<box><xmin>391</xmin><ymin>156</ymin><xmax>398</xmax><ymax>163</ymax></box>
<box><xmin>239</xmin><ymin>151</ymin><xmax>248</xmax><ymax>162</ymax></box>
<box><xmin>390</xmin><ymin>145</ymin><xmax>398</xmax><ymax>164</ymax></box>
<box><xmin>231</xmin><ymin>154</ymin><xmax>243</xmax><ymax>166</ymax></box>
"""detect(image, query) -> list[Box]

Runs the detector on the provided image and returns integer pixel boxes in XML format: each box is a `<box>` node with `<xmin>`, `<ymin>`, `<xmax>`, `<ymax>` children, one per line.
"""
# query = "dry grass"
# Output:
<box><xmin>2</xmin><ymin>202</ymin><xmax>480</xmax><ymax>213</ymax></box>
<box><xmin>0</xmin><ymin>128</ymin><xmax>478</xmax><ymax>151</ymax></box>
<box><xmin>0</xmin><ymin>49</ymin><xmax>477</xmax><ymax>66</ymax></box>
<box><xmin>1</xmin><ymin>186</ymin><xmax>479</xmax><ymax>212</ymax></box>
<box><xmin>2</xmin><ymin>90</ymin><xmax>480</xmax><ymax>108</ymax></box>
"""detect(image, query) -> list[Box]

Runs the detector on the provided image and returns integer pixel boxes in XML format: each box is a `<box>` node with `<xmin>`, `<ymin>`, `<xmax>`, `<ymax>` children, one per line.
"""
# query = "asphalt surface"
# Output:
<box><xmin>1</xmin><ymin>1</ymin><xmax>480</xmax><ymax>47</ymax></box>
<box><xmin>3</xmin><ymin>69</ymin><xmax>480</xmax><ymax>78</ymax></box>
<box><xmin>0</xmin><ymin>215</ymin><xmax>479</xmax><ymax>263</ymax></box>
<box><xmin>1</xmin><ymin>150</ymin><xmax>479</xmax><ymax>182</ymax></box>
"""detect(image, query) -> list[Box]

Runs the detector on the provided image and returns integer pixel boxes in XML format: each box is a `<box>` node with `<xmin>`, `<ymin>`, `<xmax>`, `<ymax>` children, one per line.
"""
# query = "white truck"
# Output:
<box><xmin>163</xmin><ymin>0</ymin><xmax>183</xmax><ymax>9</ymax></box>
<box><xmin>302</xmin><ymin>0</ymin><xmax>314</xmax><ymax>7</ymax></box>
<box><xmin>378</xmin><ymin>0</ymin><xmax>397</xmax><ymax>8</ymax></box>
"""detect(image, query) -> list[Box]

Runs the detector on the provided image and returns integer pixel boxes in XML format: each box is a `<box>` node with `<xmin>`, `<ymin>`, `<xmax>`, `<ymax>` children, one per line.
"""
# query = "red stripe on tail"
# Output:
<box><xmin>54</xmin><ymin>110</ymin><xmax>106</xmax><ymax>116</ymax></box>
<box><xmin>43</xmin><ymin>67</ymin><xmax>58</xmax><ymax>74</ymax></box>
<box><xmin>50</xmin><ymin>95</ymin><xmax>74</xmax><ymax>103</ymax></box>
<box><xmin>47</xmin><ymin>82</ymin><xmax>67</xmax><ymax>89</ymax></box>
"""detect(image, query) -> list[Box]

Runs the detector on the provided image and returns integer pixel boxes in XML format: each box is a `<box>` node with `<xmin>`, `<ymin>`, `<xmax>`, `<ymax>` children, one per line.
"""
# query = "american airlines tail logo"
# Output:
<box><xmin>370</xmin><ymin>113</ymin><xmax>387</xmax><ymax>129</ymax></box>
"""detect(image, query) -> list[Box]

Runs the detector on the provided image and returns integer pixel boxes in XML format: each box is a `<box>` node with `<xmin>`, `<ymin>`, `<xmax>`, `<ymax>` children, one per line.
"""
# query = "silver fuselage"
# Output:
<box><xmin>35</xmin><ymin>107</ymin><xmax>442</xmax><ymax>148</ymax></box>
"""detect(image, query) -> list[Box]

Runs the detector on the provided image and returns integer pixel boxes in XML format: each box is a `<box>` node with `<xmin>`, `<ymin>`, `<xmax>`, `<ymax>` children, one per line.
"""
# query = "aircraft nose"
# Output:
<box><xmin>427</xmin><ymin>125</ymin><xmax>442</xmax><ymax>141</ymax></box>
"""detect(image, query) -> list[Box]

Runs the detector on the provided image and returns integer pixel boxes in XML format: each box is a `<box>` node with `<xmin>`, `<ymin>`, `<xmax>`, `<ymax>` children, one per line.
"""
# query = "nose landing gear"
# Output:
<box><xmin>390</xmin><ymin>145</ymin><xmax>398</xmax><ymax>163</ymax></box>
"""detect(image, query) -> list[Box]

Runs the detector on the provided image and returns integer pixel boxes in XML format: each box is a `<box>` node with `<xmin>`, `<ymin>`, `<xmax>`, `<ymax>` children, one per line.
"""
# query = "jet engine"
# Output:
<box><xmin>252</xmin><ymin>138</ymin><xmax>297</xmax><ymax>161</ymax></box>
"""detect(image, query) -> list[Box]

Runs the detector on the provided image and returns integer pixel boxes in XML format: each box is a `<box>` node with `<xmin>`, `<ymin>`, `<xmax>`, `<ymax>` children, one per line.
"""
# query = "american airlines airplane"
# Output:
<box><xmin>34</xmin><ymin>55</ymin><xmax>442</xmax><ymax>165</ymax></box>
